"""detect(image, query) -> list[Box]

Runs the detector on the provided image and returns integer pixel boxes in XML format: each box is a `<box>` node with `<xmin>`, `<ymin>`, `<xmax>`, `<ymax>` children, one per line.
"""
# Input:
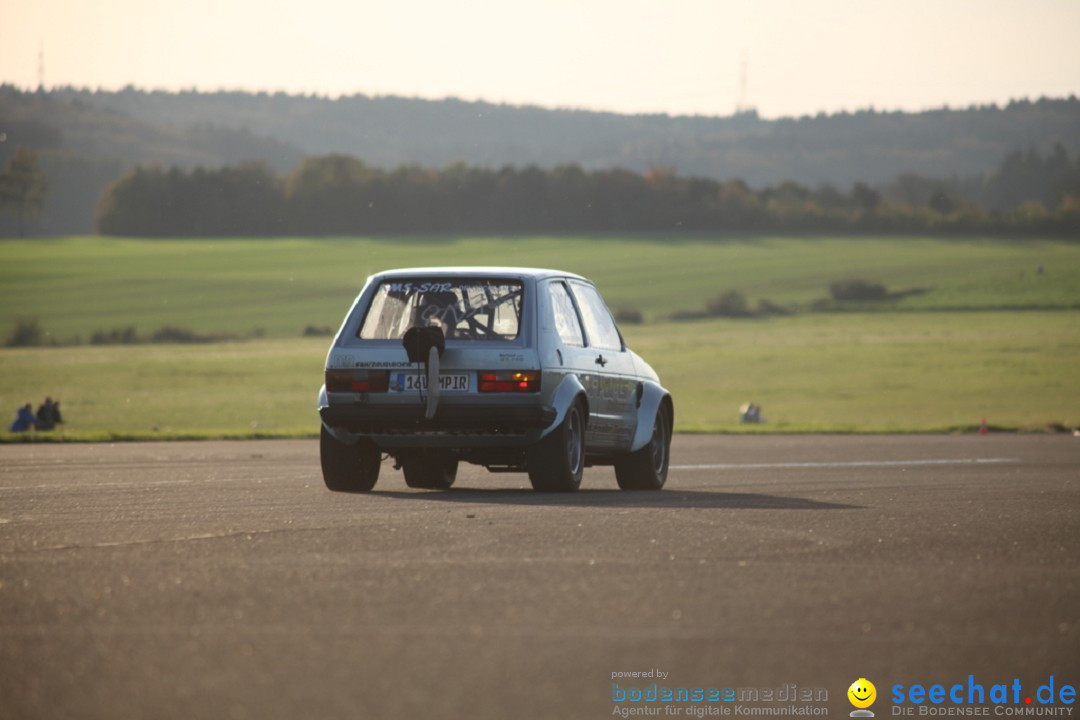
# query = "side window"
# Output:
<box><xmin>569</xmin><ymin>281</ymin><xmax>622</xmax><ymax>352</ymax></box>
<box><xmin>548</xmin><ymin>281</ymin><xmax>585</xmax><ymax>347</ymax></box>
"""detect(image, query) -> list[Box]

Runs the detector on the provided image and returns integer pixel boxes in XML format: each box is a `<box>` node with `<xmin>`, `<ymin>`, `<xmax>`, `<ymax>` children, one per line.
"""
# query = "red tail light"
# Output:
<box><xmin>326</xmin><ymin>369</ymin><xmax>389</xmax><ymax>393</ymax></box>
<box><xmin>478</xmin><ymin>370</ymin><xmax>541</xmax><ymax>393</ymax></box>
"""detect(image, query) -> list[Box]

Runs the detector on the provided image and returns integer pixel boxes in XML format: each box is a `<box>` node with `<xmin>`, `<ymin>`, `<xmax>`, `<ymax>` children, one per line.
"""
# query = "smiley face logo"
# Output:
<box><xmin>848</xmin><ymin>678</ymin><xmax>877</xmax><ymax>709</ymax></box>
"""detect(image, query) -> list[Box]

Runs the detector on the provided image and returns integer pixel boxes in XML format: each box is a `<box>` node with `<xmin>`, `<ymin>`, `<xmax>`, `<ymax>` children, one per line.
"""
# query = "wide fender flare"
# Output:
<box><xmin>316</xmin><ymin>384</ymin><xmax>348</xmax><ymax>442</ymax></box>
<box><xmin>543</xmin><ymin>374</ymin><xmax>589</xmax><ymax>439</ymax></box>
<box><xmin>629</xmin><ymin>382</ymin><xmax>673</xmax><ymax>453</ymax></box>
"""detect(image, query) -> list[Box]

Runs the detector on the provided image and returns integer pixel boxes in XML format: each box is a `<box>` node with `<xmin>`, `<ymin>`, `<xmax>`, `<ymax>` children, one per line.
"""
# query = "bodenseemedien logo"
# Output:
<box><xmin>849</xmin><ymin>679</ymin><xmax>877</xmax><ymax>717</ymax></box>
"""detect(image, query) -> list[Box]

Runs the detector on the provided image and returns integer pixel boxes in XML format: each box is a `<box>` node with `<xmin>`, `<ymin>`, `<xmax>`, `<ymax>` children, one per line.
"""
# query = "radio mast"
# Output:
<box><xmin>736</xmin><ymin>50</ymin><xmax>749</xmax><ymax>114</ymax></box>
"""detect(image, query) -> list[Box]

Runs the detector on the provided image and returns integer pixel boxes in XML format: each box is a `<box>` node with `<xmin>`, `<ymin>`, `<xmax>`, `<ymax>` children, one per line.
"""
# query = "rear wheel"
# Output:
<box><xmin>614</xmin><ymin>404</ymin><xmax>670</xmax><ymax>491</ymax></box>
<box><xmin>402</xmin><ymin>453</ymin><xmax>459</xmax><ymax>490</ymax></box>
<box><xmin>320</xmin><ymin>426</ymin><xmax>381</xmax><ymax>492</ymax></box>
<box><xmin>528</xmin><ymin>401</ymin><xmax>585</xmax><ymax>492</ymax></box>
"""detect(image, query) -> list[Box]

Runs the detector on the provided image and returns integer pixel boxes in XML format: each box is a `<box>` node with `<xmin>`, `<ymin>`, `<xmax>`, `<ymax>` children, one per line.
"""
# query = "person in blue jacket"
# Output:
<box><xmin>9</xmin><ymin>403</ymin><xmax>38</xmax><ymax>432</ymax></box>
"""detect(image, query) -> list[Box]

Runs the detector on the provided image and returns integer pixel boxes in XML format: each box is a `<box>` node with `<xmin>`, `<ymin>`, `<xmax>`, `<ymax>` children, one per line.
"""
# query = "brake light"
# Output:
<box><xmin>325</xmin><ymin>369</ymin><xmax>389</xmax><ymax>393</ymax></box>
<box><xmin>478</xmin><ymin>370</ymin><xmax>541</xmax><ymax>393</ymax></box>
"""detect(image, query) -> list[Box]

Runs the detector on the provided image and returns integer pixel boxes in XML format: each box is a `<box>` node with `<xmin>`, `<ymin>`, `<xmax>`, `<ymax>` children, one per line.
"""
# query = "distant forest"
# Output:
<box><xmin>1</xmin><ymin>85</ymin><xmax>1079</xmax><ymax>236</ymax></box>
<box><xmin>94</xmin><ymin>151</ymin><xmax>1080</xmax><ymax>237</ymax></box>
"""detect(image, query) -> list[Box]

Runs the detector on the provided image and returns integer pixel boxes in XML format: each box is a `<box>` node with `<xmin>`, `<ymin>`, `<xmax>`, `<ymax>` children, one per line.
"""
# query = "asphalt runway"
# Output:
<box><xmin>1</xmin><ymin>434</ymin><xmax>1077</xmax><ymax>720</ymax></box>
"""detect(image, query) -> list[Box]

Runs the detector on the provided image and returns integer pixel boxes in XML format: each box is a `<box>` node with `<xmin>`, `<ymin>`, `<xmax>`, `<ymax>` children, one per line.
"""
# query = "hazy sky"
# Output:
<box><xmin>3</xmin><ymin>0</ymin><xmax>1079</xmax><ymax>118</ymax></box>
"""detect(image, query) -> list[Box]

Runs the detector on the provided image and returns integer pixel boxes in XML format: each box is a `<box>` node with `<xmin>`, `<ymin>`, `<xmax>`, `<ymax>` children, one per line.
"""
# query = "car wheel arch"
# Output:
<box><xmin>628</xmin><ymin>382</ymin><xmax>673</xmax><ymax>453</ymax></box>
<box><xmin>543</xmin><ymin>373</ymin><xmax>590</xmax><ymax>439</ymax></box>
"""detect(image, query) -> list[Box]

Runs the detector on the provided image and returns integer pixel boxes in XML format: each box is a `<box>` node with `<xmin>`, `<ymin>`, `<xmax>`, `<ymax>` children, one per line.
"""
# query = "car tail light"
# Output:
<box><xmin>325</xmin><ymin>369</ymin><xmax>389</xmax><ymax>393</ymax></box>
<box><xmin>478</xmin><ymin>370</ymin><xmax>541</xmax><ymax>393</ymax></box>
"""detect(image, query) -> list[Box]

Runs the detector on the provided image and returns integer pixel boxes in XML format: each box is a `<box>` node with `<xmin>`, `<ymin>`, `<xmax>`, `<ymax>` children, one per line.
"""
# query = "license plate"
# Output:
<box><xmin>397</xmin><ymin>373</ymin><xmax>470</xmax><ymax>392</ymax></box>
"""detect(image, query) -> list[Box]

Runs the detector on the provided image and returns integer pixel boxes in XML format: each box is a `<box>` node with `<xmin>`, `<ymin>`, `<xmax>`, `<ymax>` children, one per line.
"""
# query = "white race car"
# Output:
<box><xmin>318</xmin><ymin>267</ymin><xmax>673</xmax><ymax>492</ymax></box>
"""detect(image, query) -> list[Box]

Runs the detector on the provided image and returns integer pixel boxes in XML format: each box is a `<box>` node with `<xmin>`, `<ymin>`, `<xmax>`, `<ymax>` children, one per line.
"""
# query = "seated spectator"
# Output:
<box><xmin>9</xmin><ymin>403</ymin><xmax>38</xmax><ymax>432</ymax></box>
<box><xmin>739</xmin><ymin>402</ymin><xmax>764</xmax><ymax>424</ymax></box>
<box><xmin>36</xmin><ymin>397</ymin><xmax>63</xmax><ymax>430</ymax></box>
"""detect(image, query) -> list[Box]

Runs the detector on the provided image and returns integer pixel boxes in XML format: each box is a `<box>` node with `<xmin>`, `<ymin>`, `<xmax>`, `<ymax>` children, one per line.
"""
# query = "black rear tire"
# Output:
<box><xmin>614</xmin><ymin>404</ymin><xmax>670</xmax><ymax>491</ymax></box>
<box><xmin>402</xmin><ymin>453</ymin><xmax>459</xmax><ymax>490</ymax></box>
<box><xmin>527</xmin><ymin>401</ymin><xmax>585</xmax><ymax>492</ymax></box>
<box><xmin>320</xmin><ymin>426</ymin><xmax>381</xmax><ymax>492</ymax></box>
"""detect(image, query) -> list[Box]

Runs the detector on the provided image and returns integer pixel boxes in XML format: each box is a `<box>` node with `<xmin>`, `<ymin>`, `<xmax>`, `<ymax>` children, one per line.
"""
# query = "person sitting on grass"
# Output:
<box><xmin>8</xmin><ymin>403</ymin><xmax>38</xmax><ymax>432</ymax></box>
<box><xmin>739</xmin><ymin>402</ymin><xmax>764</xmax><ymax>424</ymax></box>
<box><xmin>36</xmin><ymin>397</ymin><xmax>63</xmax><ymax>430</ymax></box>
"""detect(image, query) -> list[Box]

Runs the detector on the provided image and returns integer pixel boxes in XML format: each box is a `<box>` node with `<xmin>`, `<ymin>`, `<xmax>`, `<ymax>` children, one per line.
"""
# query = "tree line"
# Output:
<box><xmin>94</xmin><ymin>149</ymin><xmax>1080</xmax><ymax>237</ymax></box>
<box><xmin>4</xmin><ymin>86</ymin><xmax>1079</xmax><ymax>235</ymax></box>
<box><xmin>0</xmin><ymin>146</ymin><xmax>47</xmax><ymax>236</ymax></box>
<box><xmin>12</xmin><ymin>86</ymin><xmax>1079</xmax><ymax>188</ymax></box>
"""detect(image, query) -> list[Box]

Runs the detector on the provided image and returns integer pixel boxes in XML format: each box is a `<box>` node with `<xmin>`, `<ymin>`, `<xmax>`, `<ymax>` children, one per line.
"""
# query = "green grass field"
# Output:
<box><xmin>1</xmin><ymin>235</ymin><xmax>1078</xmax><ymax>437</ymax></box>
<box><xmin>3</xmin><ymin>235</ymin><xmax>1079</xmax><ymax>341</ymax></box>
<box><xmin>629</xmin><ymin>311</ymin><xmax>1079</xmax><ymax>432</ymax></box>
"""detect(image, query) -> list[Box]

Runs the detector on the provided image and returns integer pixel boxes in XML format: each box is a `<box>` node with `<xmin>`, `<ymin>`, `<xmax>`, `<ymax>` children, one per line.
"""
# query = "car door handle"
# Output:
<box><xmin>595</xmin><ymin>354</ymin><xmax>608</xmax><ymax>367</ymax></box>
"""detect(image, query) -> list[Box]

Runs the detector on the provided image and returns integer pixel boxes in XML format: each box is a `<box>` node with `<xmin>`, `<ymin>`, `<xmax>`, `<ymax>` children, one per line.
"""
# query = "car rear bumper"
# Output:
<box><xmin>320</xmin><ymin>403</ymin><xmax>557</xmax><ymax>447</ymax></box>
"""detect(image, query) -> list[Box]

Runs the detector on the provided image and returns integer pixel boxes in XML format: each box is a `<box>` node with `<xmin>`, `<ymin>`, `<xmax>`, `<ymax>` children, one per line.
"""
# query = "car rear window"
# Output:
<box><xmin>358</xmin><ymin>279</ymin><xmax>523</xmax><ymax>341</ymax></box>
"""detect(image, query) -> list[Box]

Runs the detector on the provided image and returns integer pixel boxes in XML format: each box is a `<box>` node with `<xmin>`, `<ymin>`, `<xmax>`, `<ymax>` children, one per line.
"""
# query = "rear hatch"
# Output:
<box><xmin>326</xmin><ymin>275</ymin><xmax>541</xmax><ymax>405</ymax></box>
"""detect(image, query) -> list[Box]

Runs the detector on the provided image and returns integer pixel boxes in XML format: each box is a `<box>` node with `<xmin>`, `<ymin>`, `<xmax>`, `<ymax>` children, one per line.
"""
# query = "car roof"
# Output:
<box><xmin>370</xmin><ymin>267</ymin><xmax>589</xmax><ymax>283</ymax></box>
